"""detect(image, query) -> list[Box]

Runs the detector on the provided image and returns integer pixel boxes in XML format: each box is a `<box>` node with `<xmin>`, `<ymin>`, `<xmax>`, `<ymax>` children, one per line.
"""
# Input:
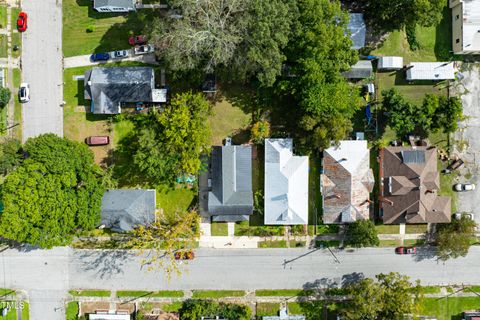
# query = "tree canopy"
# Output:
<box><xmin>436</xmin><ymin>216</ymin><xmax>476</xmax><ymax>261</ymax></box>
<box><xmin>130</xmin><ymin>92</ymin><xmax>211</xmax><ymax>184</ymax></box>
<box><xmin>0</xmin><ymin>134</ymin><xmax>105</xmax><ymax>248</ymax></box>
<box><xmin>0</xmin><ymin>138</ymin><xmax>22</xmax><ymax>176</ymax></box>
<box><xmin>342</xmin><ymin>272</ymin><xmax>423</xmax><ymax>320</ymax></box>
<box><xmin>179</xmin><ymin>300</ymin><xmax>252</xmax><ymax>320</ymax></box>
<box><xmin>345</xmin><ymin>220</ymin><xmax>379</xmax><ymax>248</ymax></box>
<box><xmin>0</xmin><ymin>87</ymin><xmax>11</xmax><ymax>108</ymax></box>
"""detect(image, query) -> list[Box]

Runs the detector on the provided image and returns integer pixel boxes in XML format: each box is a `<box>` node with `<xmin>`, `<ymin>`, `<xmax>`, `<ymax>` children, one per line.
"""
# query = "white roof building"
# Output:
<box><xmin>406</xmin><ymin>62</ymin><xmax>455</xmax><ymax>81</ymax></box>
<box><xmin>378</xmin><ymin>56</ymin><xmax>404</xmax><ymax>70</ymax></box>
<box><xmin>348</xmin><ymin>13</ymin><xmax>366</xmax><ymax>49</ymax></box>
<box><xmin>264</xmin><ymin>139</ymin><xmax>309</xmax><ymax>225</ymax></box>
<box><xmin>450</xmin><ymin>0</ymin><xmax>480</xmax><ymax>54</ymax></box>
<box><xmin>89</xmin><ymin>313</ymin><xmax>131</xmax><ymax>320</ymax></box>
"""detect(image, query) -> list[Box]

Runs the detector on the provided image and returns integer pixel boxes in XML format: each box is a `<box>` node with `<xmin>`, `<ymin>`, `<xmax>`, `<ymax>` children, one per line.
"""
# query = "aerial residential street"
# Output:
<box><xmin>21</xmin><ymin>0</ymin><xmax>63</xmax><ymax>141</ymax></box>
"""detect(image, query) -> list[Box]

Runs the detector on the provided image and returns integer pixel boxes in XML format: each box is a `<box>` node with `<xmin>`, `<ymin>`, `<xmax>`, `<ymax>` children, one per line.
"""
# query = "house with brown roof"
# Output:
<box><xmin>379</xmin><ymin>146</ymin><xmax>451</xmax><ymax>224</ymax></box>
<box><xmin>321</xmin><ymin>140</ymin><xmax>375</xmax><ymax>224</ymax></box>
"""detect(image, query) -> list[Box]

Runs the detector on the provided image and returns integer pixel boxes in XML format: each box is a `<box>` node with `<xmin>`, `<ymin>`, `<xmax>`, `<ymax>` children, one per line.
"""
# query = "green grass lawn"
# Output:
<box><xmin>66</xmin><ymin>301</ymin><xmax>79</xmax><ymax>320</ymax></box>
<box><xmin>160</xmin><ymin>302</ymin><xmax>183</xmax><ymax>312</ymax></box>
<box><xmin>10</xmin><ymin>8</ymin><xmax>19</xmax><ymax>32</ymax></box>
<box><xmin>439</xmin><ymin>161</ymin><xmax>458</xmax><ymax>213</ymax></box>
<box><xmin>0</xmin><ymin>34</ymin><xmax>7</xmax><ymax>58</ymax></box>
<box><xmin>375</xmin><ymin>224</ymin><xmax>399</xmax><ymax>234</ymax></box>
<box><xmin>0</xmin><ymin>98</ymin><xmax>6</xmax><ymax>135</ymax></box>
<box><xmin>405</xmin><ymin>224</ymin><xmax>428</xmax><ymax>234</ymax></box>
<box><xmin>379</xmin><ymin>239</ymin><xmax>401</xmax><ymax>247</ymax></box>
<box><xmin>256</xmin><ymin>303</ymin><xmax>280</xmax><ymax>317</ymax></box>
<box><xmin>69</xmin><ymin>290</ymin><xmax>111</xmax><ymax>297</ymax></box>
<box><xmin>258</xmin><ymin>240</ymin><xmax>287</xmax><ymax>248</ymax></box>
<box><xmin>191</xmin><ymin>290</ymin><xmax>245</xmax><ymax>299</ymax></box>
<box><xmin>0</xmin><ymin>289</ymin><xmax>16</xmax><ymax>297</ymax></box>
<box><xmin>255</xmin><ymin>289</ymin><xmax>311</xmax><ymax>297</ymax></box>
<box><xmin>63</xmin><ymin>0</ymin><xmax>158</xmax><ymax>57</ymax></box>
<box><xmin>421</xmin><ymin>286</ymin><xmax>442</xmax><ymax>294</ymax></box>
<box><xmin>403</xmin><ymin>239</ymin><xmax>425</xmax><ymax>246</ymax></box>
<box><xmin>11</xmin><ymin>32</ymin><xmax>21</xmax><ymax>59</ymax></box>
<box><xmin>21</xmin><ymin>302</ymin><xmax>29</xmax><ymax>320</ymax></box>
<box><xmin>211</xmin><ymin>222</ymin><xmax>228</xmax><ymax>236</ymax></box>
<box><xmin>0</xmin><ymin>6</ymin><xmax>7</xmax><ymax>29</ymax></box>
<box><xmin>156</xmin><ymin>185</ymin><xmax>195</xmax><ymax>215</ymax></box>
<box><xmin>421</xmin><ymin>297</ymin><xmax>480</xmax><ymax>320</ymax></box>
<box><xmin>12</xmin><ymin>68</ymin><xmax>22</xmax><ymax>140</ymax></box>
<box><xmin>113</xmin><ymin>118</ymin><xmax>134</xmax><ymax>146</ymax></box>
<box><xmin>117</xmin><ymin>290</ymin><xmax>184</xmax><ymax>298</ymax></box>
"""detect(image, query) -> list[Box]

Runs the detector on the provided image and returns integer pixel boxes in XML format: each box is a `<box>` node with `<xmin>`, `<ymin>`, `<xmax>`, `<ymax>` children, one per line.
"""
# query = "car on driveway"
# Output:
<box><xmin>395</xmin><ymin>246</ymin><xmax>417</xmax><ymax>255</ymax></box>
<box><xmin>454</xmin><ymin>183</ymin><xmax>476</xmax><ymax>192</ymax></box>
<box><xmin>19</xmin><ymin>83</ymin><xmax>30</xmax><ymax>103</ymax></box>
<box><xmin>129</xmin><ymin>35</ymin><xmax>147</xmax><ymax>45</ymax></box>
<box><xmin>454</xmin><ymin>212</ymin><xmax>475</xmax><ymax>220</ymax></box>
<box><xmin>134</xmin><ymin>44</ymin><xmax>155</xmax><ymax>55</ymax></box>
<box><xmin>85</xmin><ymin>136</ymin><xmax>110</xmax><ymax>146</ymax></box>
<box><xmin>174</xmin><ymin>250</ymin><xmax>195</xmax><ymax>260</ymax></box>
<box><xmin>112</xmin><ymin>50</ymin><xmax>129</xmax><ymax>59</ymax></box>
<box><xmin>90</xmin><ymin>53</ymin><xmax>110</xmax><ymax>62</ymax></box>
<box><xmin>17</xmin><ymin>12</ymin><xmax>27</xmax><ymax>32</ymax></box>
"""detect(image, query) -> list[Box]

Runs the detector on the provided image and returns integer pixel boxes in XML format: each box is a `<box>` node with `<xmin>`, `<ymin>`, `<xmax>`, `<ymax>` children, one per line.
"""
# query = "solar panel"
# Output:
<box><xmin>401</xmin><ymin>150</ymin><xmax>426</xmax><ymax>164</ymax></box>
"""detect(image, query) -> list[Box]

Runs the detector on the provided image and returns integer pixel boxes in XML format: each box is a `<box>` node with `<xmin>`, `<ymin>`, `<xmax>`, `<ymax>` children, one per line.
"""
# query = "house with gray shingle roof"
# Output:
<box><xmin>321</xmin><ymin>140</ymin><xmax>375</xmax><ymax>224</ymax></box>
<box><xmin>207</xmin><ymin>145</ymin><xmax>253</xmax><ymax>222</ymax></box>
<box><xmin>264</xmin><ymin>139</ymin><xmax>309</xmax><ymax>225</ymax></box>
<box><xmin>84</xmin><ymin>67</ymin><xmax>162</xmax><ymax>114</ymax></box>
<box><xmin>93</xmin><ymin>0</ymin><xmax>136</xmax><ymax>12</ymax></box>
<box><xmin>101</xmin><ymin>189</ymin><xmax>156</xmax><ymax>232</ymax></box>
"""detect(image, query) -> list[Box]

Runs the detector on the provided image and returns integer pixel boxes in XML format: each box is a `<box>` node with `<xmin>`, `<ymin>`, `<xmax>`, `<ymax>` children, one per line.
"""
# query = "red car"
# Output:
<box><xmin>395</xmin><ymin>246</ymin><xmax>417</xmax><ymax>255</ymax></box>
<box><xmin>17</xmin><ymin>12</ymin><xmax>27</xmax><ymax>32</ymax></box>
<box><xmin>174</xmin><ymin>251</ymin><xmax>195</xmax><ymax>260</ymax></box>
<box><xmin>128</xmin><ymin>35</ymin><xmax>147</xmax><ymax>46</ymax></box>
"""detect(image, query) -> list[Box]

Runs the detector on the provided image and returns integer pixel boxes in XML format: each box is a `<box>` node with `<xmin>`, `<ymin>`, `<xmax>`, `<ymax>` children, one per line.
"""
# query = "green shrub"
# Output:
<box><xmin>86</xmin><ymin>25</ymin><xmax>95</xmax><ymax>33</ymax></box>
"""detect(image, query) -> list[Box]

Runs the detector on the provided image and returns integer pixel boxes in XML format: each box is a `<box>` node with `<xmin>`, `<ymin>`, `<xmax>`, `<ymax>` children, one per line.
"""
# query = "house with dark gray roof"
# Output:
<box><xmin>93</xmin><ymin>0</ymin><xmax>136</xmax><ymax>12</ymax></box>
<box><xmin>84</xmin><ymin>67</ymin><xmax>162</xmax><ymax>114</ymax></box>
<box><xmin>207</xmin><ymin>145</ymin><xmax>253</xmax><ymax>222</ymax></box>
<box><xmin>379</xmin><ymin>146</ymin><xmax>451</xmax><ymax>224</ymax></box>
<box><xmin>101</xmin><ymin>189</ymin><xmax>156</xmax><ymax>232</ymax></box>
<box><xmin>342</xmin><ymin>60</ymin><xmax>373</xmax><ymax>79</ymax></box>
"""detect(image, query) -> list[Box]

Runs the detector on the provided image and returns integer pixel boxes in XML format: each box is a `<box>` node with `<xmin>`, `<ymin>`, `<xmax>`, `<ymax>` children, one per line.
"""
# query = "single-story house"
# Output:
<box><xmin>84</xmin><ymin>67</ymin><xmax>166</xmax><ymax>114</ymax></box>
<box><xmin>379</xmin><ymin>146</ymin><xmax>451</xmax><ymax>224</ymax></box>
<box><xmin>342</xmin><ymin>60</ymin><xmax>373</xmax><ymax>79</ymax></box>
<box><xmin>263</xmin><ymin>307</ymin><xmax>305</xmax><ymax>320</ymax></box>
<box><xmin>264</xmin><ymin>139</ymin><xmax>309</xmax><ymax>225</ymax></box>
<box><xmin>100</xmin><ymin>189</ymin><xmax>156</xmax><ymax>232</ymax></box>
<box><xmin>405</xmin><ymin>62</ymin><xmax>455</xmax><ymax>81</ymax></box>
<box><xmin>321</xmin><ymin>140</ymin><xmax>375</xmax><ymax>224</ymax></box>
<box><xmin>93</xmin><ymin>0</ymin><xmax>136</xmax><ymax>12</ymax></box>
<box><xmin>378</xmin><ymin>56</ymin><xmax>404</xmax><ymax>70</ymax></box>
<box><xmin>207</xmin><ymin>145</ymin><xmax>254</xmax><ymax>222</ymax></box>
<box><xmin>450</xmin><ymin>0</ymin><xmax>480</xmax><ymax>54</ymax></box>
<box><xmin>463</xmin><ymin>310</ymin><xmax>480</xmax><ymax>320</ymax></box>
<box><xmin>348</xmin><ymin>13</ymin><xmax>366</xmax><ymax>49</ymax></box>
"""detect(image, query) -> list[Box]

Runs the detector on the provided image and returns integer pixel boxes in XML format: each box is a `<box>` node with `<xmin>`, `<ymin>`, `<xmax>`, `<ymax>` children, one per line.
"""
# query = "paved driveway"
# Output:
<box><xmin>64</xmin><ymin>52</ymin><xmax>158</xmax><ymax>68</ymax></box>
<box><xmin>453</xmin><ymin>64</ymin><xmax>480</xmax><ymax>224</ymax></box>
<box><xmin>21</xmin><ymin>0</ymin><xmax>63</xmax><ymax>141</ymax></box>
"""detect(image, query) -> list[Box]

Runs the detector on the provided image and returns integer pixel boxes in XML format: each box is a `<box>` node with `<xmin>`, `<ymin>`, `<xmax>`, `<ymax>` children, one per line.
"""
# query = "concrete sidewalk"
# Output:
<box><xmin>64</xmin><ymin>52</ymin><xmax>158</xmax><ymax>68</ymax></box>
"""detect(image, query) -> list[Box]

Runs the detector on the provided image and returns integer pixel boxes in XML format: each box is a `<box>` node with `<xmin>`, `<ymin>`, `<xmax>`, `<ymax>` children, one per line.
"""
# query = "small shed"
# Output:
<box><xmin>378</xmin><ymin>57</ymin><xmax>404</xmax><ymax>70</ymax></box>
<box><xmin>342</xmin><ymin>60</ymin><xmax>373</xmax><ymax>79</ymax></box>
<box><xmin>348</xmin><ymin>13</ymin><xmax>366</xmax><ymax>50</ymax></box>
<box><xmin>406</xmin><ymin>62</ymin><xmax>455</xmax><ymax>81</ymax></box>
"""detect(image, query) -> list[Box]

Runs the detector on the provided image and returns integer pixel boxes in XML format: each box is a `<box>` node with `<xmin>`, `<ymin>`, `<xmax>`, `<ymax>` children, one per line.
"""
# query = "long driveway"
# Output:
<box><xmin>21</xmin><ymin>0</ymin><xmax>63</xmax><ymax>141</ymax></box>
<box><xmin>2</xmin><ymin>247</ymin><xmax>480</xmax><ymax>319</ymax></box>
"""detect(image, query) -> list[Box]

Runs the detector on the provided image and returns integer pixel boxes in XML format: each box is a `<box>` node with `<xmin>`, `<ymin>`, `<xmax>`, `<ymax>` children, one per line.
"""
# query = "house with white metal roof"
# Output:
<box><xmin>378</xmin><ymin>56</ymin><xmax>404</xmax><ymax>70</ymax></box>
<box><xmin>405</xmin><ymin>62</ymin><xmax>455</xmax><ymax>81</ymax></box>
<box><xmin>450</xmin><ymin>0</ymin><xmax>480</xmax><ymax>54</ymax></box>
<box><xmin>264</xmin><ymin>139</ymin><xmax>308</xmax><ymax>225</ymax></box>
<box><xmin>93</xmin><ymin>0</ymin><xmax>136</xmax><ymax>12</ymax></box>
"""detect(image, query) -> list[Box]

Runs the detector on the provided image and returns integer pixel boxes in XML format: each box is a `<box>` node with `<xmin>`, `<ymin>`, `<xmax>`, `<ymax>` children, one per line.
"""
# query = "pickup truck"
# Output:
<box><xmin>134</xmin><ymin>44</ymin><xmax>155</xmax><ymax>55</ymax></box>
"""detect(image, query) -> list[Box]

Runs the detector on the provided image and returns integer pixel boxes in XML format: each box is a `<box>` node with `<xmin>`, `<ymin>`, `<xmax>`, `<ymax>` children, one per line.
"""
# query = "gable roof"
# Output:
<box><xmin>380</xmin><ymin>147</ymin><xmax>451</xmax><ymax>224</ymax></box>
<box><xmin>322</xmin><ymin>140</ymin><xmax>374</xmax><ymax>224</ymax></box>
<box><xmin>208</xmin><ymin>145</ymin><xmax>253</xmax><ymax>220</ymax></box>
<box><xmin>342</xmin><ymin>60</ymin><xmax>373</xmax><ymax>79</ymax></box>
<box><xmin>264</xmin><ymin>139</ymin><xmax>309</xmax><ymax>225</ymax></box>
<box><xmin>406</xmin><ymin>62</ymin><xmax>455</xmax><ymax>81</ymax></box>
<box><xmin>94</xmin><ymin>0</ymin><xmax>135</xmax><ymax>9</ymax></box>
<box><xmin>84</xmin><ymin>67</ymin><xmax>154</xmax><ymax>114</ymax></box>
<box><xmin>348</xmin><ymin>13</ymin><xmax>366</xmax><ymax>49</ymax></box>
<box><xmin>101</xmin><ymin>189</ymin><xmax>156</xmax><ymax>232</ymax></box>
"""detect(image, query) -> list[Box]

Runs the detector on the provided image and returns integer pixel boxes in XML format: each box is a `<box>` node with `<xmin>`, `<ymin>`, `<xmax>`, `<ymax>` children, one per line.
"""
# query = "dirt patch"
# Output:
<box><xmin>115</xmin><ymin>302</ymin><xmax>135</xmax><ymax>313</ymax></box>
<box><xmin>80</xmin><ymin>302</ymin><xmax>110</xmax><ymax>315</ymax></box>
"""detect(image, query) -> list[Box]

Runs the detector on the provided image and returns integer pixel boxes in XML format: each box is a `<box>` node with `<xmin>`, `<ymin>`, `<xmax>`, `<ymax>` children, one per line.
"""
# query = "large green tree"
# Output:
<box><xmin>179</xmin><ymin>300</ymin><xmax>251</xmax><ymax>320</ymax></box>
<box><xmin>0</xmin><ymin>134</ymin><xmax>105</xmax><ymax>248</ymax></box>
<box><xmin>131</xmin><ymin>92</ymin><xmax>211</xmax><ymax>183</ymax></box>
<box><xmin>345</xmin><ymin>220</ymin><xmax>380</xmax><ymax>248</ymax></box>
<box><xmin>342</xmin><ymin>272</ymin><xmax>423</xmax><ymax>320</ymax></box>
<box><xmin>436</xmin><ymin>216</ymin><xmax>476</xmax><ymax>261</ymax></box>
<box><xmin>0</xmin><ymin>138</ymin><xmax>22</xmax><ymax>176</ymax></box>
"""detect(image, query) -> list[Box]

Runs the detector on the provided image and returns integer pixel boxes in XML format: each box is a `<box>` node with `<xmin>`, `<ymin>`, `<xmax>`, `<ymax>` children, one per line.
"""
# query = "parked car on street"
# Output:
<box><xmin>85</xmin><ymin>136</ymin><xmax>110</xmax><ymax>146</ymax></box>
<box><xmin>90</xmin><ymin>53</ymin><xmax>110</xmax><ymax>62</ymax></box>
<box><xmin>134</xmin><ymin>44</ymin><xmax>155</xmax><ymax>55</ymax></box>
<box><xmin>454</xmin><ymin>213</ymin><xmax>475</xmax><ymax>220</ymax></box>
<box><xmin>19</xmin><ymin>83</ymin><xmax>30</xmax><ymax>103</ymax></box>
<box><xmin>454</xmin><ymin>183</ymin><xmax>476</xmax><ymax>192</ymax></box>
<box><xmin>112</xmin><ymin>50</ymin><xmax>129</xmax><ymax>59</ymax></box>
<box><xmin>174</xmin><ymin>250</ymin><xmax>195</xmax><ymax>260</ymax></box>
<box><xmin>395</xmin><ymin>246</ymin><xmax>417</xmax><ymax>255</ymax></box>
<box><xmin>17</xmin><ymin>12</ymin><xmax>27</xmax><ymax>32</ymax></box>
<box><xmin>128</xmin><ymin>35</ymin><xmax>147</xmax><ymax>45</ymax></box>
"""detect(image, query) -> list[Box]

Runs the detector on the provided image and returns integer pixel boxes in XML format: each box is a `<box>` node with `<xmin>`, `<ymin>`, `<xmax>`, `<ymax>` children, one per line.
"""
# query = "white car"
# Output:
<box><xmin>19</xmin><ymin>83</ymin><xmax>29</xmax><ymax>103</ymax></box>
<box><xmin>454</xmin><ymin>213</ymin><xmax>475</xmax><ymax>220</ymax></box>
<box><xmin>134</xmin><ymin>44</ymin><xmax>155</xmax><ymax>55</ymax></box>
<box><xmin>112</xmin><ymin>50</ymin><xmax>129</xmax><ymax>59</ymax></box>
<box><xmin>454</xmin><ymin>183</ymin><xmax>476</xmax><ymax>192</ymax></box>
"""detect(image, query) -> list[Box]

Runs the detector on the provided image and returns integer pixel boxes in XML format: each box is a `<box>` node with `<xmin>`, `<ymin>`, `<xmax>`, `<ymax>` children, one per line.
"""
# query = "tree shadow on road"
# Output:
<box><xmin>412</xmin><ymin>245</ymin><xmax>439</xmax><ymax>262</ymax></box>
<box><xmin>74</xmin><ymin>249</ymin><xmax>135</xmax><ymax>279</ymax></box>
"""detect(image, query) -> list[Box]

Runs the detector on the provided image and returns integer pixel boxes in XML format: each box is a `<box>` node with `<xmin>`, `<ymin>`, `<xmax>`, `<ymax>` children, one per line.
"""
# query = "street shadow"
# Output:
<box><xmin>341</xmin><ymin>272</ymin><xmax>365</xmax><ymax>286</ymax></box>
<box><xmin>74</xmin><ymin>249</ymin><xmax>135</xmax><ymax>279</ymax></box>
<box><xmin>412</xmin><ymin>245</ymin><xmax>438</xmax><ymax>262</ymax></box>
<box><xmin>303</xmin><ymin>278</ymin><xmax>340</xmax><ymax>291</ymax></box>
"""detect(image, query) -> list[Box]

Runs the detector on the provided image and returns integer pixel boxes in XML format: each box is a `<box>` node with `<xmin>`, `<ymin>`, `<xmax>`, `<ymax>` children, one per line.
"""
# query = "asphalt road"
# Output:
<box><xmin>2</xmin><ymin>246</ymin><xmax>480</xmax><ymax>319</ymax></box>
<box><xmin>21</xmin><ymin>0</ymin><xmax>63</xmax><ymax>141</ymax></box>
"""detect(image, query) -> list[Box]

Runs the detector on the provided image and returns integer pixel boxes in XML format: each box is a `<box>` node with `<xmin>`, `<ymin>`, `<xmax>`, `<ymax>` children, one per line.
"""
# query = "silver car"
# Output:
<box><xmin>19</xmin><ymin>83</ymin><xmax>30</xmax><ymax>103</ymax></box>
<box><xmin>113</xmin><ymin>50</ymin><xmax>129</xmax><ymax>59</ymax></box>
